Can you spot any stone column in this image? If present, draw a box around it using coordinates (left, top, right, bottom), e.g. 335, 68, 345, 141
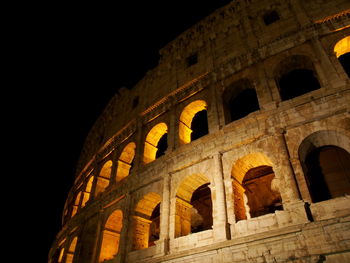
211, 153, 230, 241
274, 129, 300, 204
159, 175, 171, 254
310, 38, 345, 89
174, 197, 192, 238
132, 216, 152, 250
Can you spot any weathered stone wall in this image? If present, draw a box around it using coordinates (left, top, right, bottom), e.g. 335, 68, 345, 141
49, 0, 350, 262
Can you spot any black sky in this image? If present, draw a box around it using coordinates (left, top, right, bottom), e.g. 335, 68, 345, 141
30, 1, 232, 262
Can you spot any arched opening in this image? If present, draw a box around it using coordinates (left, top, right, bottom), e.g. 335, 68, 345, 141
116, 142, 136, 182
95, 160, 113, 196
99, 210, 123, 262
223, 79, 259, 124
175, 174, 212, 238
65, 237, 77, 263
81, 176, 94, 207
334, 36, 350, 77
132, 193, 161, 250
143, 123, 168, 164
231, 153, 282, 221
303, 146, 350, 203
71, 191, 81, 218
279, 69, 321, 101
275, 55, 321, 101
179, 100, 208, 144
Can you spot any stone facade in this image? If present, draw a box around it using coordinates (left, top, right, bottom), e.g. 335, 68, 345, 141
48, 0, 350, 262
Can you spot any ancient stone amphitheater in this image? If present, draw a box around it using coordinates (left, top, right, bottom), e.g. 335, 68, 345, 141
49, 0, 350, 262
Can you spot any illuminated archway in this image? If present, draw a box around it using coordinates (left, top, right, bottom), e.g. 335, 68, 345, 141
231, 153, 282, 221
179, 100, 208, 145
65, 237, 77, 263
116, 142, 136, 182
334, 36, 350, 77
81, 176, 94, 207
132, 192, 161, 250
143, 123, 168, 164
71, 191, 81, 218
299, 130, 350, 203
99, 210, 123, 262
175, 174, 212, 238
95, 160, 113, 196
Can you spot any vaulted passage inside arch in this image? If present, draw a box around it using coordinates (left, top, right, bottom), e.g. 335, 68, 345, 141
303, 145, 350, 203
334, 36, 350, 78
278, 69, 321, 101
232, 153, 282, 221
143, 123, 168, 164
190, 110, 208, 141
175, 174, 212, 238
116, 142, 136, 182
223, 79, 259, 124
132, 193, 161, 250
99, 210, 123, 262
95, 160, 113, 196
179, 100, 208, 144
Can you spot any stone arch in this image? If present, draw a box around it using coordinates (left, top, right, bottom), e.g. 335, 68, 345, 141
81, 176, 94, 207
143, 123, 168, 164
65, 236, 78, 263
175, 173, 212, 237
116, 142, 136, 182
99, 210, 123, 262
274, 55, 321, 101
132, 192, 161, 250
298, 130, 350, 203
179, 100, 208, 145
222, 78, 260, 124
95, 160, 113, 196
71, 191, 81, 218
231, 152, 282, 221
334, 35, 350, 77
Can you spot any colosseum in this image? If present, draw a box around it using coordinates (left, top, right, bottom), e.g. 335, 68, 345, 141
48, 0, 350, 262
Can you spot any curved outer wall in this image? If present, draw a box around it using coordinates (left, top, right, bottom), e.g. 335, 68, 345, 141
49, 0, 350, 262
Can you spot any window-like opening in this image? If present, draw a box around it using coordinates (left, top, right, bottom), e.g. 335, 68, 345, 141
179, 100, 208, 144
143, 123, 168, 164
156, 133, 168, 158
95, 160, 113, 196
175, 174, 212, 238
132, 96, 139, 109
278, 69, 321, 101
99, 210, 123, 262
190, 110, 208, 141
190, 183, 212, 233
263, 10, 280, 25
243, 166, 282, 218
133, 193, 161, 250
304, 146, 350, 203
186, 53, 198, 67
339, 53, 350, 77
334, 36, 350, 77
232, 153, 282, 221
230, 89, 259, 122
116, 142, 136, 182
148, 204, 160, 247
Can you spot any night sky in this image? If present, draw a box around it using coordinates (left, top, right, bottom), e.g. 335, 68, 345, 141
31, 1, 232, 262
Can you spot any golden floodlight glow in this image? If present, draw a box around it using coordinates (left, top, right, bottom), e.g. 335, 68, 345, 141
65, 237, 78, 263
133, 193, 161, 250
179, 100, 207, 145
334, 36, 350, 58
143, 123, 168, 164
116, 142, 136, 182
99, 210, 123, 262
81, 176, 94, 208
95, 160, 113, 196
